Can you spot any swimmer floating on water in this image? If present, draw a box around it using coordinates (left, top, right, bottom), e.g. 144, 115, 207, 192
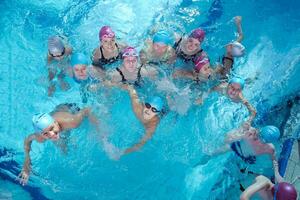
47, 36, 73, 96
121, 85, 164, 155
18, 103, 99, 186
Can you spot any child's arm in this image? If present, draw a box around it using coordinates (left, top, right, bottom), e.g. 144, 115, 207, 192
126, 86, 144, 120
124, 121, 158, 154
19, 134, 39, 186
268, 144, 284, 183
139, 39, 152, 64
224, 122, 251, 144
240, 175, 271, 200
240, 95, 257, 124
76, 108, 100, 129
195, 83, 223, 105
167, 48, 177, 64
173, 69, 194, 79
234, 16, 243, 43
141, 65, 158, 79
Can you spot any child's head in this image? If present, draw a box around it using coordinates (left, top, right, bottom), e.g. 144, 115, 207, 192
32, 113, 60, 141
71, 53, 89, 81
227, 77, 245, 99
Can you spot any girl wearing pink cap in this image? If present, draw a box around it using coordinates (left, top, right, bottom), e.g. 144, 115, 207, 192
106, 47, 157, 87
91, 26, 126, 70
173, 54, 213, 83
173, 28, 208, 63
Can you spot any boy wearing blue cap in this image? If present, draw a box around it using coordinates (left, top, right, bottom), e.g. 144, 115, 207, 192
121, 85, 164, 155
18, 104, 99, 186
139, 30, 176, 65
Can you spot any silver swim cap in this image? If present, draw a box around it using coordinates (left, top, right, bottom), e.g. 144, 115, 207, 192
48, 36, 65, 55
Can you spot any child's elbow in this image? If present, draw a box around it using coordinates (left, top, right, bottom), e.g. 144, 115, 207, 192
240, 193, 249, 200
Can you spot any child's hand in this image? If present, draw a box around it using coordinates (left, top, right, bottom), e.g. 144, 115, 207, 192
234, 16, 242, 25
18, 169, 30, 186
194, 98, 203, 105
242, 122, 251, 131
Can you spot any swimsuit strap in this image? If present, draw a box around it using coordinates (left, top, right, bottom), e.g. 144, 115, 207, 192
174, 37, 183, 50
193, 73, 201, 84
137, 64, 143, 82
99, 44, 121, 65
134, 64, 144, 87
100, 46, 104, 59
116, 67, 127, 83
222, 56, 234, 65
236, 142, 256, 164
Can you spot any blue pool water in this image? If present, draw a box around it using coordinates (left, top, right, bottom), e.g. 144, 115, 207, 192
1, 0, 300, 199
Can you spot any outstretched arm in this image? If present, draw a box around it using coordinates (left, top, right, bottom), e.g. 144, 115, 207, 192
240, 175, 271, 200
195, 83, 223, 105
224, 123, 249, 143
124, 122, 158, 154
234, 16, 243, 43
126, 85, 144, 120
19, 134, 39, 186
240, 95, 257, 124
173, 69, 194, 79
268, 145, 284, 183
76, 108, 100, 131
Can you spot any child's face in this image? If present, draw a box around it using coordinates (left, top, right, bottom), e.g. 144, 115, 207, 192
41, 121, 61, 141
227, 83, 242, 100
73, 65, 88, 80
185, 37, 200, 52
123, 57, 138, 73
153, 43, 168, 55
101, 37, 116, 52
198, 63, 212, 79
245, 128, 258, 140
142, 103, 159, 121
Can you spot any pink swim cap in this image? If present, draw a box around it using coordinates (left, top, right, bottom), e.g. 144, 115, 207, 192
194, 55, 209, 72
122, 46, 138, 58
99, 26, 115, 41
272, 182, 298, 200
189, 28, 205, 42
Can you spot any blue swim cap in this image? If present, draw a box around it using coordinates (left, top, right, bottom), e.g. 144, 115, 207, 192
229, 77, 245, 89
32, 113, 55, 133
153, 30, 174, 46
71, 53, 89, 67
148, 96, 164, 112
259, 125, 280, 143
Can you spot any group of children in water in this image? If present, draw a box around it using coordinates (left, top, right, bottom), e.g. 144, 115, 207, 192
18, 16, 298, 199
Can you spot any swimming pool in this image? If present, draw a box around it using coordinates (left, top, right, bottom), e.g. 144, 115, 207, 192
1, 0, 300, 199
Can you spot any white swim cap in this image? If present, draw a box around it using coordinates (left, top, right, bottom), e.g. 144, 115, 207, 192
32, 113, 54, 133
230, 41, 245, 57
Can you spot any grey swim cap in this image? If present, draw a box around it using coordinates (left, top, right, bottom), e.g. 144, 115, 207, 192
48, 36, 65, 55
